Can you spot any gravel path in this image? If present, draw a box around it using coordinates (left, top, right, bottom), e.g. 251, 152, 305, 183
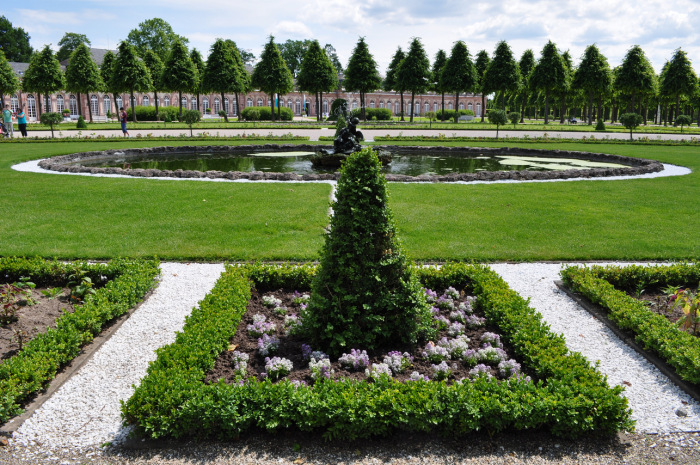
2, 261, 700, 464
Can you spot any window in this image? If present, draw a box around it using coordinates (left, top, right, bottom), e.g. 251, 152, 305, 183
395, 102, 399, 114
467, 102, 473, 111
434, 102, 439, 112
295, 100, 301, 114
247, 98, 253, 107
191, 97, 198, 110
56, 95, 65, 113
182, 96, 187, 109
164, 96, 170, 107
27, 95, 37, 118
116, 96, 123, 110
103, 96, 111, 115
10, 95, 19, 113
448, 102, 453, 110
459, 102, 464, 110
44, 95, 52, 112
224, 98, 229, 114
91, 95, 99, 116
476, 102, 481, 117
202, 97, 209, 112
352, 100, 358, 110
379, 101, 384, 109
323, 100, 328, 114
288, 99, 293, 109
143, 95, 150, 106
257, 98, 263, 107
214, 97, 221, 113
425, 102, 429, 113
69, 95, 78, 116
369, 100, 375, 108
407, 103, 412, 115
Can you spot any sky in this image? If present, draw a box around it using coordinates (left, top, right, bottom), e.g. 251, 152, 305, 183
5, 0, 700, 74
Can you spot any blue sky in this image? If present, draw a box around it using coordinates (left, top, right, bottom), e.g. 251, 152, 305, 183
5, 0, 700, 73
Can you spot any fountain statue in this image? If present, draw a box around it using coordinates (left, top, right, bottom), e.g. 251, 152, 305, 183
311, 112, 391, 168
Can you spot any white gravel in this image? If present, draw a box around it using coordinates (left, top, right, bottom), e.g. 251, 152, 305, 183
7, 261, 699, 454
10, 262, 224, 450
490, 263, 700, 433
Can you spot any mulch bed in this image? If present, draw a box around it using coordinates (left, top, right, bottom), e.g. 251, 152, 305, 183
0, 287, 76, 362
206, 287, 534, 385
635, 287, 699, 337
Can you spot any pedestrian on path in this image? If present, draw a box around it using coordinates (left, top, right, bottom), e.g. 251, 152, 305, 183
16, 106, 27, 137
2, 104, 13, 138
120, 107, 129, 137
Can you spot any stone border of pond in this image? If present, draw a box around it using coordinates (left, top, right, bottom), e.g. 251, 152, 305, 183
37, 144, 664, 183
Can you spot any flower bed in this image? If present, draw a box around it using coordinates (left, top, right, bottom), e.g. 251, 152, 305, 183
122, 263, 633, 440
560, 263, 700, 385
0, 257, 160, 424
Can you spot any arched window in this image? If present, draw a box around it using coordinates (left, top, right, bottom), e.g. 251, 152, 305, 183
116, 96, 123, 111
448, 102, 453, 110
247, 98, 253, 107
214, 97, 221, 113
91, 95, 99, 115
224, 97, 229, 114
69, 95, 78, 116
56, 95, 65, 113
287, 99, 293, 109
181, 96, 187, 109
369, 100, 375, 108
295, 100, 301, 114
257, 98, 263, 107
27, 95, 37, 118
202, 97, 209, 112
476, 102, 481, 117
44, 95, 52, 112
10, 95, 19, 113
379, 101, 384, 108
434, 102, 439, 112
352, 100, 358, 110
164, 96, 170, 107
143, 95, 150, 106
103, 96, 111, 115
467, 102, 473, 111
394, 101, 399, 114
459, 102, 464, 110
323, 100, 328, 114
191, 97, 198, 110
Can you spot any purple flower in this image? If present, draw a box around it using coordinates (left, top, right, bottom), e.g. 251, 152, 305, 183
338, 349, 370, 371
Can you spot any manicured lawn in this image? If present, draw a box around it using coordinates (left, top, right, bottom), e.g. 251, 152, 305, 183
0, 139, 698, 261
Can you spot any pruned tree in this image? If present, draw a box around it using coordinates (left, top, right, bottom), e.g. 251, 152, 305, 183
126, 17, 188, 62
161, 40, 197, 118
383, 47, 406, 120
40, 112, 63, 138
189, 48, 205, 114
202, 39, 240, 122
251, 36, 294, 121
0, 16, 33, 62
57, 33, 91, 62
140, 49, 164, 119
100, 51, 119, 117
343, 37, 382, 121
615, 45, 655, 113
660, 48, 698, 124
440, 40, 476, 123
517, 49, 535, 122
109, 41, 152, 122
431, 49, 448, 121
65, 43, 103, 122
488, 109, 508, 137
22, 45, 65, 117
483, 41, 520, 111
572, 44, 612, 124
397, 37, 431, 123
529, 41, 566, 124
0, 50, 21, 105
297, 40, 338, 121
223, 41, 251, 121
474, 50, 490, 122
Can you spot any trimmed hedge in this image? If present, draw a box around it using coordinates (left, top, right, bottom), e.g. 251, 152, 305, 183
0, 258, 160, 424
127, 106, 180, 122
241, 106, 294, 121
122, 263, 633, 440
561, 263, 700, 384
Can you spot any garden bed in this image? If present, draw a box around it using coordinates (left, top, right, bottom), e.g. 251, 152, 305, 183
560, 263, 700, 401
123, 263, 633, 441
0, 257, 160, 425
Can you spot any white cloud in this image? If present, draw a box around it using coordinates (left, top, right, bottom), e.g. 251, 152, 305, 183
270, 21, 314, 39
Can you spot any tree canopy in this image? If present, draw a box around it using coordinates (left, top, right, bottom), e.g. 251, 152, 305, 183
383, 47, 406, 119
65, 43, 103, 121
140, 49, 164, 114
440, 40, 476, 122
572, 44, 611, 124
615, 45, 656, 112
483, 41, 520, 110
297, 40, 338, 121
278, 39, 313, 78
109, 41, 152, 121
398, 37, 431, 122
22, 45, 65, 115
324, 44, 343, 74
126, 18, 188, 62
251, 36, 294, 120
474, 50, 490, 121
0, 51, 21, 98
530, 41, 566, 124
0, 16, 32, 62
343, 37, 382, 121
660, 48, 698, 122
57, 33, 91, 62
161, 40, 198, 116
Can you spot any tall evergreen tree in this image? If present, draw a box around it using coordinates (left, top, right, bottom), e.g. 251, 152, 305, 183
0, 16, 33, 62
57, 33, 91, 62
343, 37, 382, 121
483, 41, 520, 111
223, 41, 251, 121
572, 44, 612, 124
431, 49, 448, 121
517, 49, 535, 122
397, 38, 431, 123
557, 51, 573, 123
529, 41, 566, 124
109, 41, 152, 122
202, 39, 240, 122
189, 48, 205, 114
383, 47, 406, 120
22, 45, 65, 117
297, 40, 338, 121
440, 41, 476, 122
140, 49, 164, 118
615, 45, 655, 113
660, 48, 697, 124
65, 43, 103, 122
100, 50, 119, 116
0, 51, 21, 105
161, 40, 197, 117
474, 50, 490, 121
251, 36, 294, 121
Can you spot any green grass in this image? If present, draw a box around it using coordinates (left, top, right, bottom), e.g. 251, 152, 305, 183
0, 139, 698, 261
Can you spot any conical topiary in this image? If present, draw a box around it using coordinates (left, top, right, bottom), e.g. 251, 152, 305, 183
301, 147, 433, 357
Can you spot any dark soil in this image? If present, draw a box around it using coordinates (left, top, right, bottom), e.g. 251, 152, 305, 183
0, 287, 76, 362
206, 287, 534, 385
635, 287, 699, 337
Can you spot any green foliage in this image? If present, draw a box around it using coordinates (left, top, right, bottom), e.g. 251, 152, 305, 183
343, 37, 382, 120
0, 258, 159, 424
660, 49, 697, 118
140, 49, 164, 94
595, 119, 607, 131
278, 39, 313, 78
240, 106, 293, 121
302, 147, 432, 356
22, 45, 66, 105
434, 109, 474, 121
126, 17, 188, 62
202, 39, 240, 97
181, 109, 201, 136
676, 114, 692, 132
328, 98, 347, 121
76, 116, 87, 129
39, 112, 64, 138
349, 107, 392, 121
508, 111, 520, 127
109, 41, 153, 118
0, 16, 33, 62
123, 263, 633, 440
619, 112, 643, 140
530, 41, 566, 124
488, 109, 508, 137
615, 45, 656, 111
0, 50, 21, 97
297, 40, 338, 96
398, 38, 431, 123
561, 264, 700, 384
64, 43, 103, 121
482, 41, 520, 108
127, 105, 179, 122
440, 41, 476, 121
57, 32, 91, 62
161, 40, 197, 115
384, 47, 405, 94
252, 36, 294, 120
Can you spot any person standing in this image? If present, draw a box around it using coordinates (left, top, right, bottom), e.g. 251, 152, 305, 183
120, 106, 129, 137
16, 105, 27, 137
2, 104, 13, 138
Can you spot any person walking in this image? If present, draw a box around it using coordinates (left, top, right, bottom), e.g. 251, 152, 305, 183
120, 106, 129, 137
16, 106, 27, 137
2, 104, 13, 138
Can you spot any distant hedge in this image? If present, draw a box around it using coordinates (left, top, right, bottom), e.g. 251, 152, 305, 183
349, 107, 393, 121
127, 106, 180, 122
241, 106, 293, 121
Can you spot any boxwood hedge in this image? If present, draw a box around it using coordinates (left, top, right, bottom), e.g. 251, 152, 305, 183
560, 263, 700, 384
122, 263, 633, 440
0, 257, 160, 424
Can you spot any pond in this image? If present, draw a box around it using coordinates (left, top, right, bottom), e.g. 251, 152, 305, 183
74, 150, 628, 176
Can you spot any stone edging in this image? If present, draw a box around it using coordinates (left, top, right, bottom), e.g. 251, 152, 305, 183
38, 144, 664, 183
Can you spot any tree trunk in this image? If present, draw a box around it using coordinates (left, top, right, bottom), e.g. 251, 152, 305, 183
597, 97, 603, 124
481, 93, 486, 122
454, 92, 460, 123
154, 92, 160, 120
270, 93, 275, 121
236, 92, 242, 121
544, 90, 549, 124
130, 89, 137, 122
520, 92, 526, 123
631, 90, 636, 113
77, 93, 83, 117
87, 94, 93, 123
220, 92, 228, 122
501, 92, 506, 111
440, 92, 445, 121
409, 91, 416, 123
675, 94, 681, 125
360, 91, 366, 121
37, 93, 43, 118
278, 95, 281, 120
588, 91, 594, 124
399, 91, 404, 121
559, 95, 566, 124
196, 93, 200, 114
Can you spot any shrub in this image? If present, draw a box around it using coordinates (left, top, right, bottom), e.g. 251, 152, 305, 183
435, 109, 475, 121
595, 119, 606, 131
181, 109, 201, 136
40, 112, 64, 138
126, 105, 179, 122
488, 110, 508, 137
508, 112, 520, 127
619, 113, 642, 140
327, 98, 347, 121
676, 114, 692, 133
301, 147, 433, 356
76, 116, 87, 129
240, 106, 293, 121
